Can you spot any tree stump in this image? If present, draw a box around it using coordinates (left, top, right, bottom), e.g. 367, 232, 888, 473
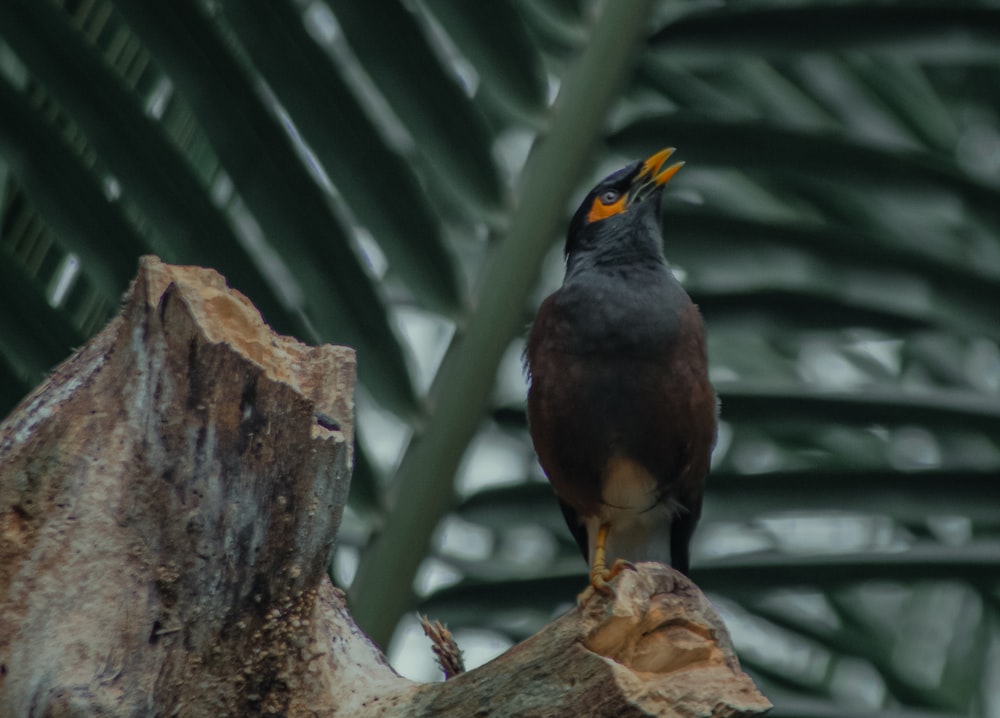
0, 257, 771, 717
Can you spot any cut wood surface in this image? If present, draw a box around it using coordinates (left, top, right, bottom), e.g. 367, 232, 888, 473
0, 257, 770, 717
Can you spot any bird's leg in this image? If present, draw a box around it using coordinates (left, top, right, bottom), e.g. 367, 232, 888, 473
577, 523, 632, 605
590, 523, 613, 590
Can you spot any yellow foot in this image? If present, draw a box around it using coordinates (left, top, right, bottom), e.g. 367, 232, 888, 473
577, 559, 635, 606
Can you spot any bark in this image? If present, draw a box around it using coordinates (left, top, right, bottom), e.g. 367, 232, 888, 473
0, 257, 770, 717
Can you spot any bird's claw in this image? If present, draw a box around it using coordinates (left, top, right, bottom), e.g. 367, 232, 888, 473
577, 559, 635, 606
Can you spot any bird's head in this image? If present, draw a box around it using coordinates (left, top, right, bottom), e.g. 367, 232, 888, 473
564, 148, 684, 266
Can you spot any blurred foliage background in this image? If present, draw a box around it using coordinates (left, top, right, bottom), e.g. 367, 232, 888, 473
2, 0, 1000, 715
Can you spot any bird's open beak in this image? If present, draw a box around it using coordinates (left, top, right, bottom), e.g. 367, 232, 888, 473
629, 147, 684, 204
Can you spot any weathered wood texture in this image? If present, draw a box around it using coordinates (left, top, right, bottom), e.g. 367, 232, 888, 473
407, 564, 772, 718
0, 257, 770, 717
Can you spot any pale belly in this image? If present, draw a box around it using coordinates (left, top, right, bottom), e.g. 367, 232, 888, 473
582, 455, 678, 566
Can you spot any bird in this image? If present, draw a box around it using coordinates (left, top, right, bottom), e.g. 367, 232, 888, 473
525, 148, 717, 599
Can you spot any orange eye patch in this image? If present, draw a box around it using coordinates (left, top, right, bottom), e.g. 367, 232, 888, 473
587, 191, 627, 224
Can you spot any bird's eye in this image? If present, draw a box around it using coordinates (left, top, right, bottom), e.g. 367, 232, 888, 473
600, 189, 621, 204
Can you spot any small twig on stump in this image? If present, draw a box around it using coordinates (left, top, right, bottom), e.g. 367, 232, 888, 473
419, 615, 466, 679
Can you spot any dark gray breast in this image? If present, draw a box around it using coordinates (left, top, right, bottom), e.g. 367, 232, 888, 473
549, 264, 691, 359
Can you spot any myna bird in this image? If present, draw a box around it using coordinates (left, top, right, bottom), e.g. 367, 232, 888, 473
525, 148, 717, 598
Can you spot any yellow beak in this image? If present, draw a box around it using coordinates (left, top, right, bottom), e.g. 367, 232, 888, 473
638, 147, 685, 187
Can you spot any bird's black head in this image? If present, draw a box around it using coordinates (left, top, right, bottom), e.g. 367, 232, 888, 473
564, 148, 684, 269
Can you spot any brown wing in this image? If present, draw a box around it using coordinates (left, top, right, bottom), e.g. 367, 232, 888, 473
526, 294, 608, 519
